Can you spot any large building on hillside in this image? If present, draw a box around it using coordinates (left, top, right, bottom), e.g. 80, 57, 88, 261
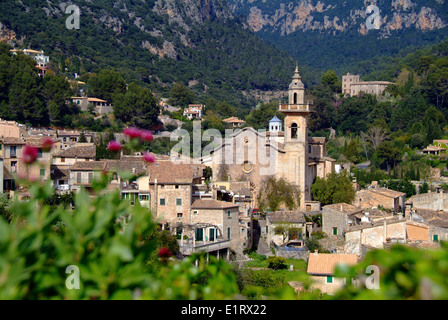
199, 67, 335, 210
342, 73, 393, 97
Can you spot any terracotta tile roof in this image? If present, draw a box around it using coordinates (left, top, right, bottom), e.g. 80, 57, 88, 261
191, 199, 239, 210
308, 137, 326, 144
105, 159, 147, 175
307, 253, 358, 276
55, 145, 96, 159
1, 137, 26, 145
324, 203, 363, 215
413, 209, 448, 228
71, 161, 107, 171
147, 161, 204, 184
51, 165, 70, 179
372, 188, 406, 198
267, 211, 306, 224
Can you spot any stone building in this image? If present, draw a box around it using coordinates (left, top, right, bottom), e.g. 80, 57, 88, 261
354, 186, 406, 213
342, 73, 360, 95
405, 191, 448, 213
307, 252, 358, 295
200, 67, 335, 209
342, 73, 393, 97
344, 219, 436, 256
322, 203, 364, 237
266, 211, 313, 247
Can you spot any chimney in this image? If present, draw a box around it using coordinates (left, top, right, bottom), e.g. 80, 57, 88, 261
314, 250, 318, 255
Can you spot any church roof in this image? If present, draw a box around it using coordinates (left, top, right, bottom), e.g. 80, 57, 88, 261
270, 116, 282, 123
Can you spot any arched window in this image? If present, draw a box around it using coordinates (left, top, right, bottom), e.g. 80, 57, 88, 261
293, 92, 298, 105
291, 123, 298, 140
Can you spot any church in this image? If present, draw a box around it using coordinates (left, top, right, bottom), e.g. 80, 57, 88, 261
201, 66, 335, 210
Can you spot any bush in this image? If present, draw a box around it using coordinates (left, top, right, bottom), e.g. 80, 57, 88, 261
0, 179, 240, 300
267, 256, 287, 270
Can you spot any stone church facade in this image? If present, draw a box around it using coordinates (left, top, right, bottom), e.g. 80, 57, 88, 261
200, 67, 335, 209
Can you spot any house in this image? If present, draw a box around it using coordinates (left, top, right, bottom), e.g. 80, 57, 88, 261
0, 136, 58, 182
354, 183, 406, 213
177, 199, 240, 255
322, 203, 364, 237
146, 161, 204, 226
307, 252, 358, 294
405, 191, 448, 213
52, 143, 96, 165
72, 97, 114, 115
10, 49, 50, 77
422, 145, 444, 156
0, 118, 26, 139
344, 219, 437, 256
266, 211, 313, 247
69, 161, 107, 194
409, 208, 448, 243
57, 131, 94, 149
183, 104, 204, 120
223, 117, 246, 128
105, 158, 149, 206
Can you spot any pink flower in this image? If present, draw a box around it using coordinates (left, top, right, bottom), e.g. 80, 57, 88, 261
140, 130, 153, 143
143, 152, 156, 164
158, 247, 172, 259
41, 137, 54, 152
107, 141, 122, 152
123, 127, 142, 140
22, 146, 39, 164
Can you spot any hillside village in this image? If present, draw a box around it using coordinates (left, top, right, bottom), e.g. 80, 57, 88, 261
2, 54, 448, 296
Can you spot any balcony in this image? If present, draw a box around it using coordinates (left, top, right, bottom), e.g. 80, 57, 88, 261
279, 103, 314, 113
56, 184, 70, 191
179, 239, 231, 256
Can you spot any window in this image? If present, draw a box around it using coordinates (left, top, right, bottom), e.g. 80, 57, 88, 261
209, 229, 215, 242
61, 157, 66, 163
139, 194, 149, 201
160, 198, 166, 206
40, 169, 45, 176
88, 172, 93, 183
176, 198, 182, 206
227, 227, 231, 240
291, 123, 298, 139
434, 235, 439, 242
10, 146, 16, 157
227, 210, 231, 218
333, 228, 338, 236
177, 212, 183, 218
76, 172, 82, 184
175, 185, 179, 189
193, 210, 199, 215
38, 149, 43, 158
326, 276, 334, 284
196, 228, 204, 241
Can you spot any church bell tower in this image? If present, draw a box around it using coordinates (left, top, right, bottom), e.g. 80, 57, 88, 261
279, 66, 314, 207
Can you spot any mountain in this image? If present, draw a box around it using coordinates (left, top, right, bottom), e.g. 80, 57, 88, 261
228, 0, 448, 75
0, 0, 308, 110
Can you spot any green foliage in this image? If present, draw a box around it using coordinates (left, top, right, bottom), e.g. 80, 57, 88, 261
311, 171, 356, 206
168, 83, 196, 107
0, 180, 239, 300
267, 257, 287, 270
332, 243, 448, 300
257, 177, 301, 212
113, 83, 160, 129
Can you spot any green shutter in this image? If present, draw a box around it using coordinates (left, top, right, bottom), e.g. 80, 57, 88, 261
327, 276, 333, 284
434, 235, 439, 242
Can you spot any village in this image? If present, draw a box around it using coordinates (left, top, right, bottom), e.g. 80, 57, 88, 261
1, 51, 448, 296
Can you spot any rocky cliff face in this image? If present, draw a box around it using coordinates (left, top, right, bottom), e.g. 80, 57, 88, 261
229, 0, 447, 38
